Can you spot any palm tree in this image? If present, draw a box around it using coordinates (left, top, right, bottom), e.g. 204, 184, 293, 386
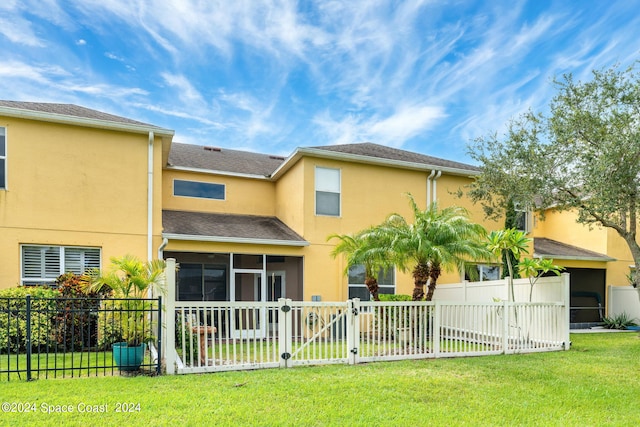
486, 229, 530, 301
328, 228, 392, 301
376, 194, 491, 301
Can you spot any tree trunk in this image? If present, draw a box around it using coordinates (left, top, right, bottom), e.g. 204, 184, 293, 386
622, 233, 640, 288
412, 263, 430, 301
364, 276, 380, 301
425, 263, 441, 302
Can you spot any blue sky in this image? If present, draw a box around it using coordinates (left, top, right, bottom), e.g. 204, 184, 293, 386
1, 1, 639, 164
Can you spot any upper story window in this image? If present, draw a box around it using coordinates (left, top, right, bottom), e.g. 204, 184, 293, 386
0, 126, 6, 189
515, 209, 531, 233
174, 179, 225, 200
315, 167, 340, 216
21, 245, 101, 285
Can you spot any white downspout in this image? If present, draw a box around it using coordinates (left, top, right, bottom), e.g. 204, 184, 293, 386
432, 170, 442, 204
426, 170, 436, 206
147, 131, 154, 262
157, 237, 168, 261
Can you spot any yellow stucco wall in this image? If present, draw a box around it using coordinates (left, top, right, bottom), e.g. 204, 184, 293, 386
162, 169, 276, 216
0, 117, 164, 288
532, 207, 636, 289
274, 160, 305, 236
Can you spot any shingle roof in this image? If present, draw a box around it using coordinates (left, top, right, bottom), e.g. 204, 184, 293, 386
309, 142, 479, 172
0, 100, 160, 128
163, 210, 307, 245
533, 238, 615, 261
168, 142, 285, 176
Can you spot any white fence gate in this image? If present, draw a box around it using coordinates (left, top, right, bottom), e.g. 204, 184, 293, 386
162, 260, 570, 375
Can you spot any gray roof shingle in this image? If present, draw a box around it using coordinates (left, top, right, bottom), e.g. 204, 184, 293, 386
0, 100, 163, 129
163, 210, 307, 244
168, 142, 285, 176
309, 142, 479, 172
533, 238, 614, 261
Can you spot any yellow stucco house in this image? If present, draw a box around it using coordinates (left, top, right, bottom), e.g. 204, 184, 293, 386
0, 100, 499, 302
0, 101, 634, 324
530, 208, 635, 324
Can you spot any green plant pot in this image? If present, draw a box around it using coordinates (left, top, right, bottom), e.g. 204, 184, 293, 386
112, 342, 147, 371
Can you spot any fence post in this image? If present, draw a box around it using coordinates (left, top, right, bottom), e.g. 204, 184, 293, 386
347, 298, 360, 365
278, 298, 292, 368
562, 273, 571, 350
25, 295, 32, 381
156, 296, 163, 375
164, 258, 177, 374
502, 301, 509, 354
433, 301, 441, 357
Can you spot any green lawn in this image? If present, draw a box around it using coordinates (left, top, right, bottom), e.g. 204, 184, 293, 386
1, 332, 638, 426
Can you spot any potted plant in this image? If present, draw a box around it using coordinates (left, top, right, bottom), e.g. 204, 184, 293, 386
90, 255, 166, 371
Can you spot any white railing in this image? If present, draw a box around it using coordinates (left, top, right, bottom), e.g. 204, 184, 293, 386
162, 260, 569, 375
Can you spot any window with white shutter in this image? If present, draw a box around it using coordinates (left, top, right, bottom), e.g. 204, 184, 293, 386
21, 245, 101, 285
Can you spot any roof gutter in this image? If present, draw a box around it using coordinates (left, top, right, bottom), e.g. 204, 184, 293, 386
0, 106, 174, 137
534, 253, 616, 262
165, 165, 270, 180
162, 233, 309, 247
270, 147, 479, 180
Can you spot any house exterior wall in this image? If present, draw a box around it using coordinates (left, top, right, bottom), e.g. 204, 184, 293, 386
162, 169, 277, 216
0, 116, 164, 288
532, 208, 636, 289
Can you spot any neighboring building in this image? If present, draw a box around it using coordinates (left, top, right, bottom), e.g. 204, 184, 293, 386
531, 208, 633, 324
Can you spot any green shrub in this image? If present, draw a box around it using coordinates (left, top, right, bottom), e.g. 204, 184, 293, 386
53, 273, 108, 350
602, 312, 638, 330
0, 286, 59, 353
379, 294, 412, 302
374, 295, 413, 339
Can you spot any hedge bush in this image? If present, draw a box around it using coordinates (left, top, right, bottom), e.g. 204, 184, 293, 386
0, 286, 59, 353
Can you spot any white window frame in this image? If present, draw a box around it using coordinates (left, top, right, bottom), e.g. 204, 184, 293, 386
0, 126, 6, 190
348, 265, 395, 307
20, 245, 101, 285
315, 166, 341, 216
514, 203, 531, 233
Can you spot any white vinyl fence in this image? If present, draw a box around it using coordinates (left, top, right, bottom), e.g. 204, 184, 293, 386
608, 286, 640, 321
162, 261, 570, 375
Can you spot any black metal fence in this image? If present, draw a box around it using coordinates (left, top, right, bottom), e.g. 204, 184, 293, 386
1, 296, 162, 381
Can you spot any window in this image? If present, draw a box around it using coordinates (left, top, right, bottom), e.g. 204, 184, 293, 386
315, 167, 340, 216
0, 126, 6, 189
177, 263, 228, 301
174, 179, 225, 200
465, 264, 501, 282
514, 204, 531, 233
348, 265, 395, 303
21, 245, 101, 285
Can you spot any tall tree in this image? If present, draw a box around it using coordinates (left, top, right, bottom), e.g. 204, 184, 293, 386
329, 229, 392, 301
469, 64, 640, 288
502, 199, 521, 279
374, 194, 491, 301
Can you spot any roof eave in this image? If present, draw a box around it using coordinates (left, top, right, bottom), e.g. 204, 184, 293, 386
534, 253, 616, 262
162, 233, 309, 247
270, 147, 479, 179
165, 165, 270, 180
0, 105, 174, 137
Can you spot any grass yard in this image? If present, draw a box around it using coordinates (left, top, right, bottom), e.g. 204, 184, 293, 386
1, 332, 638, 426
